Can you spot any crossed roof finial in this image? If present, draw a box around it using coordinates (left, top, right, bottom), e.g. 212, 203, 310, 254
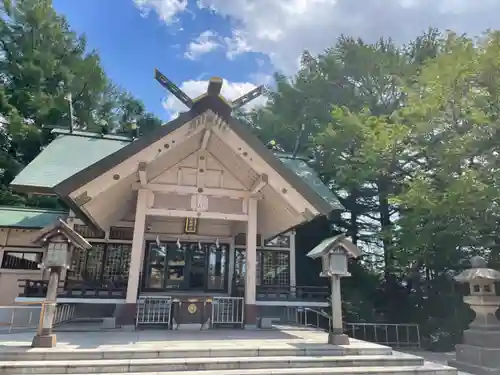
154, 69, 264, 111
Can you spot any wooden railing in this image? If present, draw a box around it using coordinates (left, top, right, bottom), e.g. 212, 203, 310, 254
256, 285, 329, 302
19, 279, 126, 299
19, 280, 327, 303
233, 284, 329, 302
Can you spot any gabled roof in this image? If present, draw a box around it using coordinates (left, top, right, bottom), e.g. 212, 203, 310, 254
11, 90, 343, 233
11, 135, 342, 214
11, 99, 343, 216
53, 95, 341, 215
32, 218, 92, 250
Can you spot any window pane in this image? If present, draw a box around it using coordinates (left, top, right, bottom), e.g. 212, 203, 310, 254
103, 243, 131, 283
166, 246, 185, 289
145, 244, 167, 289
263, 235, 290, 248
2, 251, 41, 270
234, 248, 246, 285
207, 244, 227, 290
257, 250, 290, 286
84, 244, 105, 281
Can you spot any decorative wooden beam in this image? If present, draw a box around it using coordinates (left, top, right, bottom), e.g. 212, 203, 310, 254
132, 183, 262, 200
154, 69, 193, 108
138, 162, 147, 185
207, 77, 223, 96
250, 174, 268, 194
200, 129, 211, 150
73, 191, 91, 206
147, 208, 248, 222
231, 85, 264, 110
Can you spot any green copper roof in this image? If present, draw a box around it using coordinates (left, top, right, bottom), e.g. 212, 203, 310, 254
11, 129, 342, 211
11, 130, 131, 192
0, 206, 68, 228
277, 154, 343, 211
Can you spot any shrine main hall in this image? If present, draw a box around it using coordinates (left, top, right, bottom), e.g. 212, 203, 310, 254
0, 76, 343, 327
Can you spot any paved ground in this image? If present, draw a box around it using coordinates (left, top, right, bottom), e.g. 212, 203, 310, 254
404, 351, 472, 375
0, 326, 387, 351
0, 326, 471, 374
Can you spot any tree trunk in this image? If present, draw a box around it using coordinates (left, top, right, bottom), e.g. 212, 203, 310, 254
378, 177, 392, 279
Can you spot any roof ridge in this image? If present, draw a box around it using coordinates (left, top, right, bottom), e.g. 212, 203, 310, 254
52, 128, 134, 142
0, 206, 68, 214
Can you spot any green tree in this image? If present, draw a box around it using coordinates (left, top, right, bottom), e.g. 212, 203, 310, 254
0, 0, 162, 206
249, 32, 441, 274
395, 31, 500, 271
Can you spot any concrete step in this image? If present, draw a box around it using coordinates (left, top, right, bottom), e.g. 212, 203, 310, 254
11, 364, 457, 375
0, 354, 427, 374
0, 346, 393, 361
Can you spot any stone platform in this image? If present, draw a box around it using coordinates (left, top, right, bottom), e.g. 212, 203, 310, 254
0, 326, 458, 374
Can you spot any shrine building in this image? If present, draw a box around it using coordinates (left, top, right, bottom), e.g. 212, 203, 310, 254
0, 75, 344, 327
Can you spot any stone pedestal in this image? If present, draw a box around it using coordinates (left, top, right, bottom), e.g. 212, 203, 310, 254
449, 297, 500, 374
31, 334, 56, 348
449, 258, 500, 374
328, 333, 350, 345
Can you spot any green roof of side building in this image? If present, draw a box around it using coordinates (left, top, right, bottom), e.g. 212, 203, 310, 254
0, 206, 68, 228
11, 129, 130, 194
11, 129, 342, 211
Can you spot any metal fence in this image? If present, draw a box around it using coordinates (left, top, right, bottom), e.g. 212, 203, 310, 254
284, 306, 421, 349
344, 322, 421, 349
53, 303, 75, 326
136, 296, 173, 328
0, 302, 75, 333
290, 306, 332, 330
211, 296, 244, 328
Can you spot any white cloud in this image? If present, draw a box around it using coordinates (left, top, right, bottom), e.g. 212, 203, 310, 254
224, 30, 252, 60
196, 0, 500, 73
184, 30, 220, 60
133, 0, 188, 24
163, 79, 267, 117
134, 0, 500, 74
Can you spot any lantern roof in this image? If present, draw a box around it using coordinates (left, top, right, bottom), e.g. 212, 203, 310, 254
455, 256, 500, 283
307, 234, 362, 259
31, 218, 92, 250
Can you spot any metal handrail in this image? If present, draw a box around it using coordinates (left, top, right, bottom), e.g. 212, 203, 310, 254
285, 306, 421, 348
0, 305, 39, 333
0, 301, 75, 334
289, 306, 331, 330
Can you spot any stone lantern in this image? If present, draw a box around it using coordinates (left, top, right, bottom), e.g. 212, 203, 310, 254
307, 234, 361, 345
448, 255, 500, 374
30, 218, 91, 348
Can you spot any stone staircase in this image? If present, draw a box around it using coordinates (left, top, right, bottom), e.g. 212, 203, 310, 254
0, 343, 457, 374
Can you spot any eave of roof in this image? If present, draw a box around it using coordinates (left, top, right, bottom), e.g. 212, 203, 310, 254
10, 129, 131, 193
0, 206, 68, 229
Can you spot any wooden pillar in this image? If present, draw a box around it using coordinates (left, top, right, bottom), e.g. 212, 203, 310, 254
121, 188, 147, 325
289, 230, 297, 292
245, 197, 258, 326
328, 275, 349, 345
31, 266, 61, 348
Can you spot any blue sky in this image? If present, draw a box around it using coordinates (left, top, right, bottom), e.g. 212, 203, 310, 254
51, 0, 500, 121
52, 0, 273, 120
